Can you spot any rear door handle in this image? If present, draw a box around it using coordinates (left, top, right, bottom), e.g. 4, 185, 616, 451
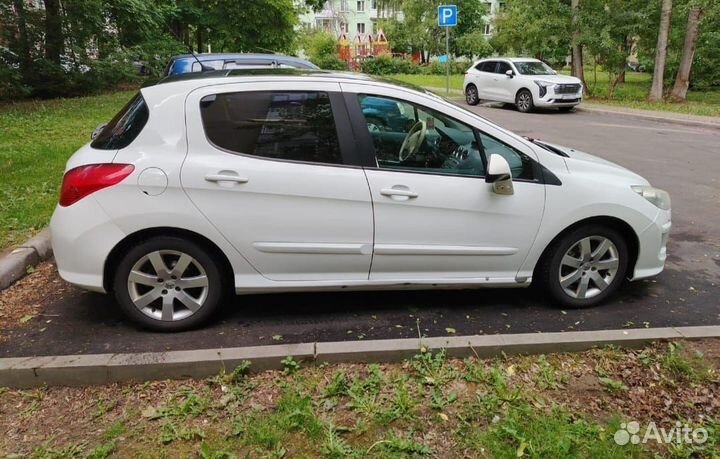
380, 187, 418, 198
204, 173, 249, 184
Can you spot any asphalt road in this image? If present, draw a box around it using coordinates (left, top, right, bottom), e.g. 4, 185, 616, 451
2, 105, 718, 357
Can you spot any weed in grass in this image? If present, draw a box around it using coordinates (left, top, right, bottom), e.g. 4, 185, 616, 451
158, 419, 205, 445
198, 440, 238, 459
662, 342, 715, 384
368, 433, 432, 457
281, 355, 300, 375
103, 420, 126, 441
347, 364, 384, 418
31, 442, 86, 459
85, 440, 116, 459
321, 425, 356, 458
534, 355, 567, 390
430, 386, 458, 410
411, 349, 456, 386
598, 377, 629, 393
376, 375, 418, 425
324, 370, 350, 398
92, 396, 118, 419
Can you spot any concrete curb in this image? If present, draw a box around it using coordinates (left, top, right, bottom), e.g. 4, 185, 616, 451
577, 105, 720, 131
2, 325, 719, 388
0, 229, 52, 291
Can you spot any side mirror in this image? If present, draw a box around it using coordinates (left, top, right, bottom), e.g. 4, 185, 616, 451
485, 154, 514, 195
505, 69, 514, 78
91, 122, 108, 140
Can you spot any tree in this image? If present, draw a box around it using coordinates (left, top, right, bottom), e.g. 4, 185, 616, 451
669, 4, 703, 101
42, 0, 63, 63
649, 0, 672, 101
570, 0, 588, 95
455, 31, 493, 59
491, 0, 572, 66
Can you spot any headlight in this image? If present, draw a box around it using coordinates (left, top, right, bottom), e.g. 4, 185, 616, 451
534, 80, 554, 97
631, 185, 671, 210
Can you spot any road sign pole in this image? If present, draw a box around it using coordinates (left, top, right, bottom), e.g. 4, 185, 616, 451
445, 26, 450, 95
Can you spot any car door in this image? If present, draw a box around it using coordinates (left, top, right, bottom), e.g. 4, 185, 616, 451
473, 61, 497, 100
341, 84, 546, 282
182, 81, 374, 281
493, 61, 516, 103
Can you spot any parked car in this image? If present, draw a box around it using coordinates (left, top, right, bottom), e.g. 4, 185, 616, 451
164, 53, 319, 76
464, 58, 583, 112
51, 70, 670, 331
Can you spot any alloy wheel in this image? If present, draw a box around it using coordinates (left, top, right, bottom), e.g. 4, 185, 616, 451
517, 92, 531, 111
558, 236, 619, 299
466, 86, 478, 104
127, 250, 209, 321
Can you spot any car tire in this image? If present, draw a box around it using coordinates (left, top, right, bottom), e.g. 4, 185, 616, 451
465, 84, 480, 105
113, 236, 224, 332
515, 89, 535, 113
537, 225, 629, 308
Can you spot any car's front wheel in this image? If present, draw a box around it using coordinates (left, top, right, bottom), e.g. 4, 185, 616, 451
515, 89, 535, 113
113, 236, 224, 331
538, 225, 629, 308
465, 84, 480, 105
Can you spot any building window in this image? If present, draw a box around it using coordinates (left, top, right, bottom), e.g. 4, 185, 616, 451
371, 0, 377, 9
357, 22, 365, 33
340, 0, 349, 12
357, 0, 365, 12
483, 24, 491, 35
340, 22, 347, 32
372, 20, 378, 34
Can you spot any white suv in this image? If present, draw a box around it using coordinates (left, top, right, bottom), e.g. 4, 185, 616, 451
464, 58, 583, 112
50, 70, 669, 331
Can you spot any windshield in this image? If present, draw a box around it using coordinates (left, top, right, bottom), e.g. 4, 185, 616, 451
514, 61, 556, 76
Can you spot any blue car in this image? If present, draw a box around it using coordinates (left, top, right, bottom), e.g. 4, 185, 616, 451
164, 53, 319, 76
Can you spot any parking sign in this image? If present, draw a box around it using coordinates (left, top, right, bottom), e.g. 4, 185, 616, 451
438, 5, 458, 27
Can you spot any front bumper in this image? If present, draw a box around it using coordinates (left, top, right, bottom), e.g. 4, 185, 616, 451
535, 85, 583, 107
50, 196, 126, 293
632, 208, 671, 280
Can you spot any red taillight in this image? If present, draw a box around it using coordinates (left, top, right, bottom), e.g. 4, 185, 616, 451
59, 164, 134, 207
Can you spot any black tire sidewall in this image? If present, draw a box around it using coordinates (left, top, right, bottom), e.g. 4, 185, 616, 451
113, 236, 224, 331
516, 89, 534, 113
465, 84, 479, 105
542, 226, 629, 308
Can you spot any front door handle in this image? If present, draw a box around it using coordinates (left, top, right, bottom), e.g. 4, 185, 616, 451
204, 173, 249, 184
380, 187, 419, 198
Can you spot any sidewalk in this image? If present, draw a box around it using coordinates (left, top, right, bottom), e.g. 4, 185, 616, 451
579, 102, 720, 130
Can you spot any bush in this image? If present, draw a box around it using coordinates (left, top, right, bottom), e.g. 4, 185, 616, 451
313, 54, 348, 71
423, 60, 469, 75
301, 31, 348, 70
360, 56, 419, 75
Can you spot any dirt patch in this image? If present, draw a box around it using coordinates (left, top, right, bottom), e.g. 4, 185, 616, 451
0, 261, 73, 339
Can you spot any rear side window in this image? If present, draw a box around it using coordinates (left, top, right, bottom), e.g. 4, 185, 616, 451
496, 62, 512, 74
476, 61, 497, 72
199, 91, 342, 165
91, 93, 149, 150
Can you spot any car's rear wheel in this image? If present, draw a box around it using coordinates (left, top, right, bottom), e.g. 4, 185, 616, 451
113, 236, 224, 331
515, 89, 534, 113
538, 225, 629, 308
465, 84, 480, 105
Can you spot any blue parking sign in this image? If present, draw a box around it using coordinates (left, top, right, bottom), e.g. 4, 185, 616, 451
438, 5, 458, 27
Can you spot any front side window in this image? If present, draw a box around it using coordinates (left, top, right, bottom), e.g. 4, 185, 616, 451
358, 95, 536, 180
514, 60, 556, 76
358, 95, 485, 177
91, 93, 149, 150
200, 91, 342, 165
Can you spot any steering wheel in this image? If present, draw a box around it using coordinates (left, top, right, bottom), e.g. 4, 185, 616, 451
398, 120, 427, 161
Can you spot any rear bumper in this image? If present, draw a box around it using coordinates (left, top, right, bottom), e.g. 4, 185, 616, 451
50, 197, 126, 293
631, 209, 671, 280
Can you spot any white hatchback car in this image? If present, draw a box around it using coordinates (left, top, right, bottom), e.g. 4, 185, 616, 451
464, 58, 584, 112
50, 70, 670, 331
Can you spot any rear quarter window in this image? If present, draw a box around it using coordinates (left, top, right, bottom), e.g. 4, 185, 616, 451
91, 93, 149, 150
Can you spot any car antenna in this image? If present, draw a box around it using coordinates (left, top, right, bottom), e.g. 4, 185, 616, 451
166, 25, 214, 72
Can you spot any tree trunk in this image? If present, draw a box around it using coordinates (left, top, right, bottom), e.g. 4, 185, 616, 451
670, 5, 702, 102
570, 0, 588, 95
649, 0, 672, 101
42, 0, 64, 64
11, 0, 32, 77
197, 28, 203, 53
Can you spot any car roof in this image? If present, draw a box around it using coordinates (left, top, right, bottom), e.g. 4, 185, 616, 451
142, 69, 441, 105
480, 57, 540, 63
170, 53, 315, 65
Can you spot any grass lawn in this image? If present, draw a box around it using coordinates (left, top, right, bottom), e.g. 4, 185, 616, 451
0, 90, 135, 250
1, 340, 717, 458
390, 71, 720, 117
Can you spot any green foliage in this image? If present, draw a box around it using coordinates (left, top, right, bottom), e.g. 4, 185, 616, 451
360, 56, 420, 75
491, 0, 572, 65
301, 31, 348, 70
455, 30, 494, 59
